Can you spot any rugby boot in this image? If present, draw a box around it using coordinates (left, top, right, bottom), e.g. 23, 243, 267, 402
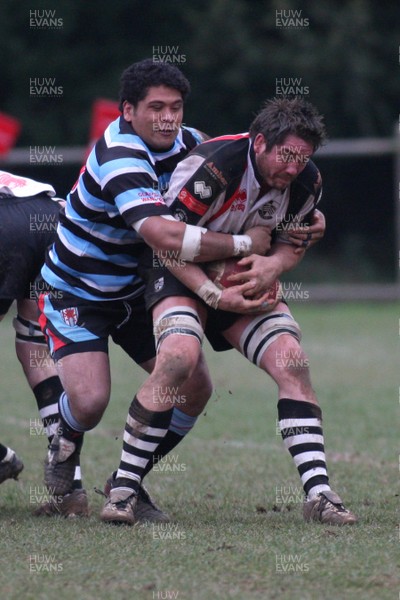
44, 432, 82, 496
303, 490, 358, 525
104, 472, 169, 523
33, 488, 89, 518
0, 451, 24, 484
100, 487, 137, 525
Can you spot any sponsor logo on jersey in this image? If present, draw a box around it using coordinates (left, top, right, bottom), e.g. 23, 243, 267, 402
258, 200, 277, 220
137, 191, 165, 204
60, 307, 79, 327
204, 162, 228, 187
230, 189, 246, 212
194, 180, 212, 199
178, 188, 206, 215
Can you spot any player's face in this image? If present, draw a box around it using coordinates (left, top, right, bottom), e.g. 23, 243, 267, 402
253, 134, 314, 190
123, 85, 184, 151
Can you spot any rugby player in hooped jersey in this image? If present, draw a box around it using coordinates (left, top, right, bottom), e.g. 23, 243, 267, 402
37, 58, 279, 516
102, 97, 358, 526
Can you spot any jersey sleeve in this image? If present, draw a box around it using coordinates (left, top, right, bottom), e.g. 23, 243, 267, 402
97, 151, 170, 227
164, 153, 228, 225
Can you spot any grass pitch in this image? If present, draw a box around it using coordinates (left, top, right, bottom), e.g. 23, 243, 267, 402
0, 302, 397, 600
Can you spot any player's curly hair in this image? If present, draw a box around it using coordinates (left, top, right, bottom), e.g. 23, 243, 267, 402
118, 58, 191, 111
249, 97, 327, 151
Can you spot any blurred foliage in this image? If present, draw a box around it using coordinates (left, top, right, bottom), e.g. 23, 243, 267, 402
0, 0, 397, 144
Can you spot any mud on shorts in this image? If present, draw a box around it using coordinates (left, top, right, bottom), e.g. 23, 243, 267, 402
37, 286, 156, 364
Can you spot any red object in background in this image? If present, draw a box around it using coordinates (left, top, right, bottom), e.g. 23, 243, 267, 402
0, 112, 21, 156
88, 99, 120, 148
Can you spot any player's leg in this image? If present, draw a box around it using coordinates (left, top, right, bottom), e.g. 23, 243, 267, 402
105, 299, 212, 523
111, 296, 212, 474
101, 296, 209, 524
142, 350, 212, 477
12, 297, 89, 515
38, 291, 114, 498
222, 303, 358, 525
103, 352, 212, 523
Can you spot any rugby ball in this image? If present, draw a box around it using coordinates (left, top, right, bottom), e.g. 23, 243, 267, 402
205, 257, 282, 309
204, 257, 249, 289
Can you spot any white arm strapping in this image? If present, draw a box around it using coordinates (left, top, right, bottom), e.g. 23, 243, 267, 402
232, 234, 252, 256
180, 224, 207, 261
195, 280, 222, 310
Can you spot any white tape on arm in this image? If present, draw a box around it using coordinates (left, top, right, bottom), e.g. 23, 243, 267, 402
195, 280, 222, 310
180, 224, 207, 261
232, 234, 252, 256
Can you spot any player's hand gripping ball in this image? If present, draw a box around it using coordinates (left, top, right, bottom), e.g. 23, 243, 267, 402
205, 257, 282, 311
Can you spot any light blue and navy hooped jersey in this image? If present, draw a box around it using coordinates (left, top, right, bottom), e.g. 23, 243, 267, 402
42, 116, 204, 301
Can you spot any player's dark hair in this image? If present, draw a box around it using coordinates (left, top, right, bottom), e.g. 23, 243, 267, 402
118, 59, 191, 111
249, 97, 326, 151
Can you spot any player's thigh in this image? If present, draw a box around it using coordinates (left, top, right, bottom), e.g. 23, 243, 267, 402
57, 351, 111, 409
17, 297, 40, 321
14, 298, 57, 386
221, 302, 302, 369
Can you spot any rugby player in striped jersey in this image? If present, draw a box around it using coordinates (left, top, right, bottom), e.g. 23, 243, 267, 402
102, 97, 357, 526
37, 59, 274, 520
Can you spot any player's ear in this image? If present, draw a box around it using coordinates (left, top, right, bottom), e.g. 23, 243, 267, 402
122, 101, 134, 121
253, 133, 267, 155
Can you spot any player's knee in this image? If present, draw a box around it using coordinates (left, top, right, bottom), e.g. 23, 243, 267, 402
64, 379, 109, 427
156, 340, 200, 386
273, 343, 310, 378
239, 310, 302, 368
153, 305, 203, 384
69, 391, 108, 429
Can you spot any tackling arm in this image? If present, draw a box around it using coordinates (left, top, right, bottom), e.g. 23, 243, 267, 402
136, 215, 270, 262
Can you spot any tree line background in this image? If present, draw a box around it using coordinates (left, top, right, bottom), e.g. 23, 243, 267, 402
0, 0, 397, 281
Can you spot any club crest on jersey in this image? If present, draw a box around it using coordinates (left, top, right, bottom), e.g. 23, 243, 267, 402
194, 180, 212, 199
154, 277, 164, 292
173, 208, 187, 222
258, 200, 278, 220
60, 307, 79, 327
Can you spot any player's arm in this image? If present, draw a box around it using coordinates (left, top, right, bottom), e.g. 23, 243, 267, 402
104, 152, 270, 262
136, 216, 270, 262
133, 151, 271, 261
